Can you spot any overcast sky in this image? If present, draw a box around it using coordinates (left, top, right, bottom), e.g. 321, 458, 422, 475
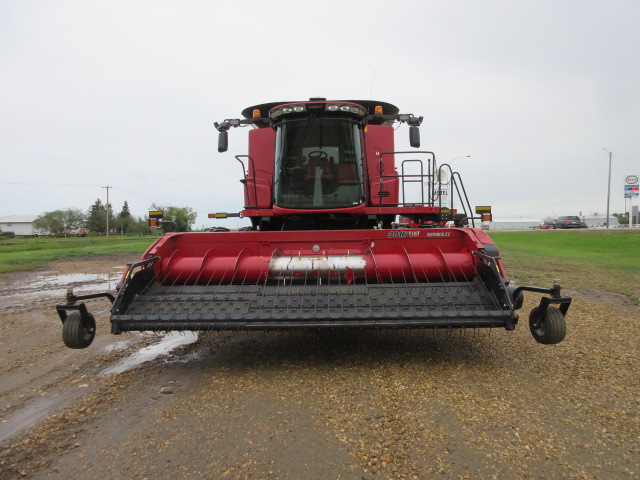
1, 0, 639, 227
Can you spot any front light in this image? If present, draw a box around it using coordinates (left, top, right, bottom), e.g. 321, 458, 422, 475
270, 108, 282, 119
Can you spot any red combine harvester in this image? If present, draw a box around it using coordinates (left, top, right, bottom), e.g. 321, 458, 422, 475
56, 98, 571, 348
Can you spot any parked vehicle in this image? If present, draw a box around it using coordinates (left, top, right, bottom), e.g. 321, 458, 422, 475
540, 219, 555, 229
553, 216, 587, 229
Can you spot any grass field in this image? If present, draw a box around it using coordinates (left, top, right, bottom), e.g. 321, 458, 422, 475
0, 235, 158, 273
490, 229, 640, 272
490, 229, 640, 303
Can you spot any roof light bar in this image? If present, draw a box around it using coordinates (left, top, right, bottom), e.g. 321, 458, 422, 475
269, 102, 367, 121
269, 103, 307, 120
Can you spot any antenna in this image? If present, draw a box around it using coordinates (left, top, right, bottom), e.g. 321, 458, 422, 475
368, 70, 377, 100
367, 69, 377, 112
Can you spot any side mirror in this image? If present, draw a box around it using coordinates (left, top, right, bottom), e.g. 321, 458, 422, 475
409, 126, 420, 148
218, 131, 228, 153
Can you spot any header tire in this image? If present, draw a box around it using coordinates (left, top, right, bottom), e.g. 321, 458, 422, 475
529, 306, 566, 344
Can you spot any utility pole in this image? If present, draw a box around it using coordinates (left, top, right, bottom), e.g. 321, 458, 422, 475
102, 186, 111, 237
603, 149, 612, 228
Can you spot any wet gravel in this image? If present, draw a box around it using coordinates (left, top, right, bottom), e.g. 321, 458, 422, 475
0, 255, 638, 479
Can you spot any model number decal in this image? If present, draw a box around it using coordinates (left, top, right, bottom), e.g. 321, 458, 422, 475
387, 231, 421, 238
426, 232, 451, 237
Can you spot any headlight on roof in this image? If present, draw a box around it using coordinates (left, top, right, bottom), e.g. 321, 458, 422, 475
270, 108, 282, 119
269, 103, 306, 120
326, 103, 366, 117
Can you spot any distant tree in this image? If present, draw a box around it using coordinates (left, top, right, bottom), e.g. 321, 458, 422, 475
613, 212, 629, 225
149, 204, 197, 233
33, 209, 86, 236
85, 199, 114, 234
85, 199, 105, 234
128, 216, 153, 235
121, 200, 131, 217
115, 200, 135, 234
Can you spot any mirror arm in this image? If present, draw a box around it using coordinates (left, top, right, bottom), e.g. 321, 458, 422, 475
214, 117, 273, 132
214, 117, 273, 153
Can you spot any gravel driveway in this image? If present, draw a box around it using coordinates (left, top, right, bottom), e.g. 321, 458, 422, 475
0, 254, 637, 479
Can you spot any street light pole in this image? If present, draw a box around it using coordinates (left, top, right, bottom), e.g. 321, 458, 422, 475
603, 148, 612, 228
443, 156, 471, 210
546, 205, 556, 220
449, 154, 471, 165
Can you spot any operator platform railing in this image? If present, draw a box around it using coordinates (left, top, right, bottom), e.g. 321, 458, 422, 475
377, 151, 475, 226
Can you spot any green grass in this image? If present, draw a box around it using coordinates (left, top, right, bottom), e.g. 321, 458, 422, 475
0, 235, 159, 273
489, 229, 640, 302
490, 229, 640, 272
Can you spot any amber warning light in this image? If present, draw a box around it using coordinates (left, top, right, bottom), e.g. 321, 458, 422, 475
208, 212, 241, 219
148, 210, 164, 227
475, 206, 492, 223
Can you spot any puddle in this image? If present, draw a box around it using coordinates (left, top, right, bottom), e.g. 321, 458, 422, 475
0, 272, 119, 310
27, 272, 118, 295
0, 386, 94, 444
101, 333, 199, 376
102, 337, 140, 354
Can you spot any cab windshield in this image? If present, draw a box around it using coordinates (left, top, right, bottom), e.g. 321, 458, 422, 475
273, 116, 363, 209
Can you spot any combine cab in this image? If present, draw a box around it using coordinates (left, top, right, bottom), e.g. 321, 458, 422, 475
56, 98, 571, 348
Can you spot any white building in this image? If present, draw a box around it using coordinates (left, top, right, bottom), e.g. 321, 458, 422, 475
485, 218, 543, 231
0, 215, 40, 236
581, 215, 619, 228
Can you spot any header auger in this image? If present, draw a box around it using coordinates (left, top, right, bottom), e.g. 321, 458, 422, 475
55, 98, 571, 348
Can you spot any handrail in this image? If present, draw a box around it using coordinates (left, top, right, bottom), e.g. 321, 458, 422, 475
235, 155, 258, 209
377, 151, 436, 207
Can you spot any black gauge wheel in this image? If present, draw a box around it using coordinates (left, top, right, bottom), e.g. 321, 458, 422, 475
529, 306, 566, 344
62, 311, 96, 349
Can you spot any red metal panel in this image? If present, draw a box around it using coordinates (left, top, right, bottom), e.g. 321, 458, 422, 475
364, 124, 399, 206
246, 128, 276, 209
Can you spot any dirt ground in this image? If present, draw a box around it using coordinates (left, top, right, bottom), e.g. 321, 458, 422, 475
0, 253, 638, 479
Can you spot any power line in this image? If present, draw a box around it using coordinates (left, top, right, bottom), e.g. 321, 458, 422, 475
113, 187, 163, 203
0, 181, 101, 188
0, 181, 163, 204
466, 154, 605, 167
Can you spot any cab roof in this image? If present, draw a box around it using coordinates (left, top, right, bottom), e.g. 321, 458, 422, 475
241, 100, 400, 119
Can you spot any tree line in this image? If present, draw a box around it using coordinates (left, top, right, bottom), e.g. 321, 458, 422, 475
32, 200, 196, 236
